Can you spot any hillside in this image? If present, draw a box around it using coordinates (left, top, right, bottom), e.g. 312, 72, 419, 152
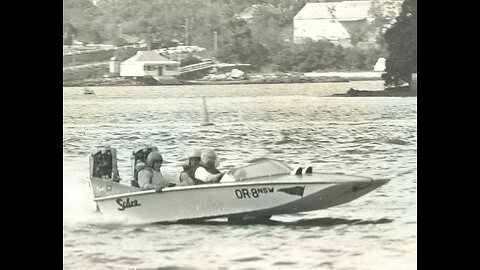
64, 1, 398, 73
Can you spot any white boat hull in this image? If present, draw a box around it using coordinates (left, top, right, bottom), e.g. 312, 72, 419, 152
91, 174, 389, 224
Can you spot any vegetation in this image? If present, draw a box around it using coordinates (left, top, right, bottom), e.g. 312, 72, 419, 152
270, 40, 383, 72
382, 0, 417, 86
368, 0, 405, 47
63, 0, 397, 72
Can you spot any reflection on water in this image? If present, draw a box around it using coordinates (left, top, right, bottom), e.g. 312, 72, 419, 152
63, 82, 416, 270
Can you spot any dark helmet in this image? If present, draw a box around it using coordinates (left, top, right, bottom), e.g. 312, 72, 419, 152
147, 152, 163, 167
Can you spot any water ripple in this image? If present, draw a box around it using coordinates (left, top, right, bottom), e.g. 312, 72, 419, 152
231, 256, 265, 262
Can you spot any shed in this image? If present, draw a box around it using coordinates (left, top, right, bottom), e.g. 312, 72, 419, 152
120, 50, 180, 78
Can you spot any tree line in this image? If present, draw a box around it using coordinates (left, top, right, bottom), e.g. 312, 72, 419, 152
63, 0, 324, 48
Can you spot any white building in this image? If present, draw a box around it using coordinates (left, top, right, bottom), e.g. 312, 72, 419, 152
120, 50, 180, 78
293, 1, 402, 47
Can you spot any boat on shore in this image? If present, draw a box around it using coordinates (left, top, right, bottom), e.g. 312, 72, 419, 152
83, 88, 95, 95
88, 146, 389, 224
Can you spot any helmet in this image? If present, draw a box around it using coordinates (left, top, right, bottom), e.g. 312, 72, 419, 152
147, 152, 163, 167
201, 148, 219, 167
189, 149, 202, 159
201, 148, 216, 158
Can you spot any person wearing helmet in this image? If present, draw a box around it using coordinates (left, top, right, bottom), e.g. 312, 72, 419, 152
138, 151, 175, 191
136, 146, 159, 168
193, 148, 225, 184
179, 149, 202, 185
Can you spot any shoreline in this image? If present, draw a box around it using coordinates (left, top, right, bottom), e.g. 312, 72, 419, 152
63, 71, 383, 87
331, 86, 416, 97
62, 76, 416, 97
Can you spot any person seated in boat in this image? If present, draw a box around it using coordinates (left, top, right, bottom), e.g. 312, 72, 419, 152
135, 146, 158, 167
179, 149, 202, 186
94, 148, 113, 179
138, 151, 176, 191
133, 146, 159, 179
193, 149, 225, 184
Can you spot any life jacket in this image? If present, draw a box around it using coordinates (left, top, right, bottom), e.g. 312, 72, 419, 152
180, 164, 199, 184
133, 161, 147, 181
192, 164, 221, 185
131, 166, 153, 188
179, 171, 195, 185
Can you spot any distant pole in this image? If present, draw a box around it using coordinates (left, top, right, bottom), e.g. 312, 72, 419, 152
72, 52, 76, 75
185, 18, 189, 46
213, 31, 218, 51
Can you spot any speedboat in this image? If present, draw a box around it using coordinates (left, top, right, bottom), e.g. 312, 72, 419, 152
88, 146, 389, 224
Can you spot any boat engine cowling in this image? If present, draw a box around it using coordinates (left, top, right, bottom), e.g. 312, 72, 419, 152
90, 146, 120, 182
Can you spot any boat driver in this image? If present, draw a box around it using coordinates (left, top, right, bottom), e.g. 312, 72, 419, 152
138, 151, 176, 191
193, 149, 225, 184
179, 149, 202, 185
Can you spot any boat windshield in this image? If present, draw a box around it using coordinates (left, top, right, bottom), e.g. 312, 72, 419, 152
230, 158, 292, 181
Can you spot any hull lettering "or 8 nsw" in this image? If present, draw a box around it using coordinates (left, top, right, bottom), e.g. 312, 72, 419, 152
235, 187, 274, 199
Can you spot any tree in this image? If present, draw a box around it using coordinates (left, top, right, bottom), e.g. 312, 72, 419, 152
63, 23, 77, 45
250, 4, 285, 51
216, 18, 270, 69
382, 0, 417, 86
78, 29, 103, 44
368, 0, 403, 47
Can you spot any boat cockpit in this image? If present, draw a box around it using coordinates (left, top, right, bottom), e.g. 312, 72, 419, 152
90, 146, 306, 187
228, 158, 294, 181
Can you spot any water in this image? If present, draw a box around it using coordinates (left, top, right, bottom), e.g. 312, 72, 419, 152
63, 81, 416, 270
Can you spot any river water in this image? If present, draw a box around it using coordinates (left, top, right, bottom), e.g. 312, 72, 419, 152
63, 81, 416, 270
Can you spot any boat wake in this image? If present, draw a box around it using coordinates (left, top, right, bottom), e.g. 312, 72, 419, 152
154, 217, 393, 227
63, 174, 130, 227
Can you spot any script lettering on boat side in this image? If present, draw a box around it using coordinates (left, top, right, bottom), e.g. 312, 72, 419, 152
116, 197, 142, 211
235, 187, 274, 199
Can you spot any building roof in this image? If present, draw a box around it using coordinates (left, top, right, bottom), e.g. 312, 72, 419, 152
296, 20, 351, 41
121, 51, 179, 65
294, 1, 374, 21
295, 1, 403, 21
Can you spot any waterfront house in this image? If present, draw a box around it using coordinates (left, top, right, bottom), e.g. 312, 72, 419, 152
120, 50, 180, 83
293, 1, 401, 47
